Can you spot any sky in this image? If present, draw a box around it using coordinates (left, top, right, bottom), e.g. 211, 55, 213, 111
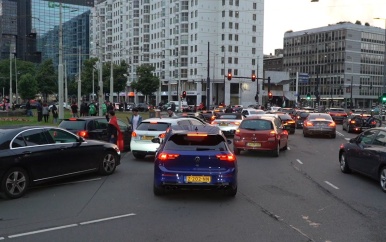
263, 0, 386, 55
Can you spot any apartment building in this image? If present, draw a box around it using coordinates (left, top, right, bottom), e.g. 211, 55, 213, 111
284, 22, 385, 108
90, 0, 264, 106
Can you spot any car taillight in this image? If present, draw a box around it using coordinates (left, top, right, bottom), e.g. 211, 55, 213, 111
211, 121, 218, 125
304, 121, 314, 127
234, 129, 240, 137
211, 116, 216, 121
329, 122, 336, 127
371, 121, 377, 125
132, 131, 137, 137
287, 120, 295, 124
297, 116, 300, 119
350, 120, 356, 124
159, 133, 166, 138
231, 122, 240, 125
77, 130, 88, 138
158, 153, 179, 160
216, 154, 236, 161
269, 130, 276, 136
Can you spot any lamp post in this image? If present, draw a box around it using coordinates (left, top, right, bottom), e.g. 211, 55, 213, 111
222, 45, 226, 105
58, 2, 64, 119
9, 43, 13, 108
109, 52, 114, 103
77, 46, 82, 110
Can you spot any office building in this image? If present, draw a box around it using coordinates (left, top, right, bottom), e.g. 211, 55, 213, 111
284, 22, 385, 108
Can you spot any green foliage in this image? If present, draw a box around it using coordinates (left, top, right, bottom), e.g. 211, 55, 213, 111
18, 73, 38, 100
35, 59, 57, 101
130, 64, 160, 97
80, 57, 99, 95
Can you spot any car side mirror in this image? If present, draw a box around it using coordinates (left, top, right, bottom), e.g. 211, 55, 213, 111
79, 137, 85, 142
151, 138, 161, 144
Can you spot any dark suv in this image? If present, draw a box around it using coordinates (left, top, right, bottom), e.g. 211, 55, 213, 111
59, 117, 132, 151
294, 110, 310, 129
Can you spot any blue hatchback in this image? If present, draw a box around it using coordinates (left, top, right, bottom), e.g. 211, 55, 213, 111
152, 125, 238, 196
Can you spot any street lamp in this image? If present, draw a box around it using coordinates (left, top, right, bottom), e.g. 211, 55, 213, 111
58, 2, 64, 119
374, 17, 386, 94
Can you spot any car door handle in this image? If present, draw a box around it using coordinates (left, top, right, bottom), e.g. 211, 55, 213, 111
22, 151, 32, 155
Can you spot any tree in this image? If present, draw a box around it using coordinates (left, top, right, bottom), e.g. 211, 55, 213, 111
35, 59, 57, 101
130, 64, 160, 101
18, 73, 38, 101
114, 60, 129, 96
80, 57, 99, 96
355, 20, 362, 25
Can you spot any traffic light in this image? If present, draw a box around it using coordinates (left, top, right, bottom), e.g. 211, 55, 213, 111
182, 91, 187, 98
227, 72, 232, 81
268, 92, 273, 100
306, 93, 311, 100
382, 93, 386, 103
251, 74, 256, 82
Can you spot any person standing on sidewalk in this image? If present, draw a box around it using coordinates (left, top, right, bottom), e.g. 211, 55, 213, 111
42, 102, 50, 122
71, 102, 79, 118
36, 100, 43, 122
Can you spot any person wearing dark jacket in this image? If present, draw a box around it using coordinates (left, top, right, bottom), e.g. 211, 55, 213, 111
36, 100, 43, 122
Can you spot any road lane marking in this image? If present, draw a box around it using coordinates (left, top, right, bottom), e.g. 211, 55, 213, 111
336, 131, 344, 137
345, 138, 350, 141
296, 159, 303, 164
80, 213, 136, 225
0, 237, 4, 240
287, 147, 290, 150
8, 224, 78, 238
324, 181, 339, 189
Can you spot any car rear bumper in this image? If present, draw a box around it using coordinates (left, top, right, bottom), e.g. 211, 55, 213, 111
233, 139, 279, 151
304, 127, 336, 135
154, 168, 237, 188
130, 140, 159, 152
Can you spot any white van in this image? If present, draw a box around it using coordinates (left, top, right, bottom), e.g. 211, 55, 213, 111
163, 101, 188, 112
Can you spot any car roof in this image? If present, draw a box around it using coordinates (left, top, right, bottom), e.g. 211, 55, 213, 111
243, 115, 276, 121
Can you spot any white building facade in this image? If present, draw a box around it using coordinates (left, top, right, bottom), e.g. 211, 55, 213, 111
90, 0, 264, 107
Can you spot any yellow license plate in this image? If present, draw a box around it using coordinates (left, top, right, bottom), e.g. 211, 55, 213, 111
247, 142, 261, 147
186, 176, 211, 183
220, 123, 228, 126
141, 136, 153, 140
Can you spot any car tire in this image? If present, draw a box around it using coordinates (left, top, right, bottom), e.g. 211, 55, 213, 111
272, 143, 280, 157
303, 132, 308, 137
153, 182, 165, 196
233, 147, 240, 155
340, 152, 351, 174
290, 130, 295, 134
282, 143, 288, 150
380, 167, 386, 193
1, 167, 29, 199
99, 152, 117, 175
347, 126, 352, 133
132, 152, 146, 159
342, 125, 345, 131
331, 134, 336, 139
224, 185, 237, 197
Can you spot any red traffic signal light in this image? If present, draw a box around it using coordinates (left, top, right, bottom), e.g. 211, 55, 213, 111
251, 74, 256, 82
182, 91, 187, 98
268, 92, 273, 100
227, 72, 232, 81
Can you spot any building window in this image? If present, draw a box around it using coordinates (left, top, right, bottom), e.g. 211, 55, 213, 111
235, 46, 238, 53
229, 0, 233, 5
235, 35, 238, 41
235, 23, 239, 30
229, 10, 233, 17
235, 11, 239, 18
228, 45, 232, 52
235, 0, 239, 6
222, 11, 225, 17
252, 25, 256, 32
253, 14, 256, 21
253, 3, 257, 9
228, 57, 232, 64
252, 48, 256, 54
234, 69, 238, 75
222, 22, 225, 29
234, 58, 238, 64
222, 0, 225, 5
222, 34, 225, 40
229, 34, 233, 40
229, 22, 233, 29
252, 36, 256, 43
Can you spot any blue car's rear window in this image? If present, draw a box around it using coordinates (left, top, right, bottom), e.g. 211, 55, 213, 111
164, 134, 227, 151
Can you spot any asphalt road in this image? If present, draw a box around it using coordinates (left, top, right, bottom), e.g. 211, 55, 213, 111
1, 126, 386, 242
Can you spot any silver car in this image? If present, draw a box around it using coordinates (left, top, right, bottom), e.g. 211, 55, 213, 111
211, 113, 244, 136
303, 113, 336, 138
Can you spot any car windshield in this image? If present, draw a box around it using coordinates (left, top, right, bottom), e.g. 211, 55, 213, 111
59, 120, 86, 130
136, 122, 169, 131
279, 114, 292, 120
240, 120, 273, 130
164, 134, 227, 151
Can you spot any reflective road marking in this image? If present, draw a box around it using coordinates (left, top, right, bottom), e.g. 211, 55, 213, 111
7, 213, 136, 239
296, 159, 303, 164
324, 181, 339, 189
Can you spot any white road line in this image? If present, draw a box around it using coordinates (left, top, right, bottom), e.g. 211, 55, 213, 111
336, 131, 345, 137
0, 237, 4, 240
8, 224, 78, 238
79, 213, 136, 225
296, 159, 303, 164
324, 181, 339, 190
345, 138, 350, 141
287, 147, 291, 150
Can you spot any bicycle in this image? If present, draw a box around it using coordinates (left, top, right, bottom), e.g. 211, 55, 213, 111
352, 112, 382, 131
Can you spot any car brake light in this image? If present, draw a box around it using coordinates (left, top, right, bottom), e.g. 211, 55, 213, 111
69, 118, 77, 121
350, 120, 356, 124
297, 116, 300, 119
132, 131, 137, 137
304, 121, 314, 127
269, 130, 276, 136
328, 122, 336, 127
158, 153, 179, 160
159, 133, 166, 138
150, 121, 158, 124
187, 133, 208, 137
77, 130, 88, 138
216, 154, 236, 161
371, 121, 377, 125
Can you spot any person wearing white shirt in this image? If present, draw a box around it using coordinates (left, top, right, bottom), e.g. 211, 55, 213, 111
129, 108, 142, 131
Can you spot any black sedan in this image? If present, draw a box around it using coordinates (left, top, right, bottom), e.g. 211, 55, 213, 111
278, 113, 296, 134
59, 117, 132, 151
342, 113, 371, 133
339, 128, 386, 192
0, 126, 121, 199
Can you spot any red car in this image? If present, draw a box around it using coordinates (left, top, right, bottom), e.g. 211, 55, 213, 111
326, 108, 347, 124
233, 115, 289, 157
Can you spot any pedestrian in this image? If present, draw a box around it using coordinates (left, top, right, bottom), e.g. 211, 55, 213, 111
71, 102, 79, 118
102, 102, 107, 116
129, 108, 142, 131
42, 102, 50, 122
26, 100, 33, 117
107, 110, 124, 150
51, 104, 58, 124
36, 100, 43, 122
225, 105, 233, 113
170, 102, 176, 112
89, 102, 97, 116
80, 101, 88, 116
167, 107, 177, 117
